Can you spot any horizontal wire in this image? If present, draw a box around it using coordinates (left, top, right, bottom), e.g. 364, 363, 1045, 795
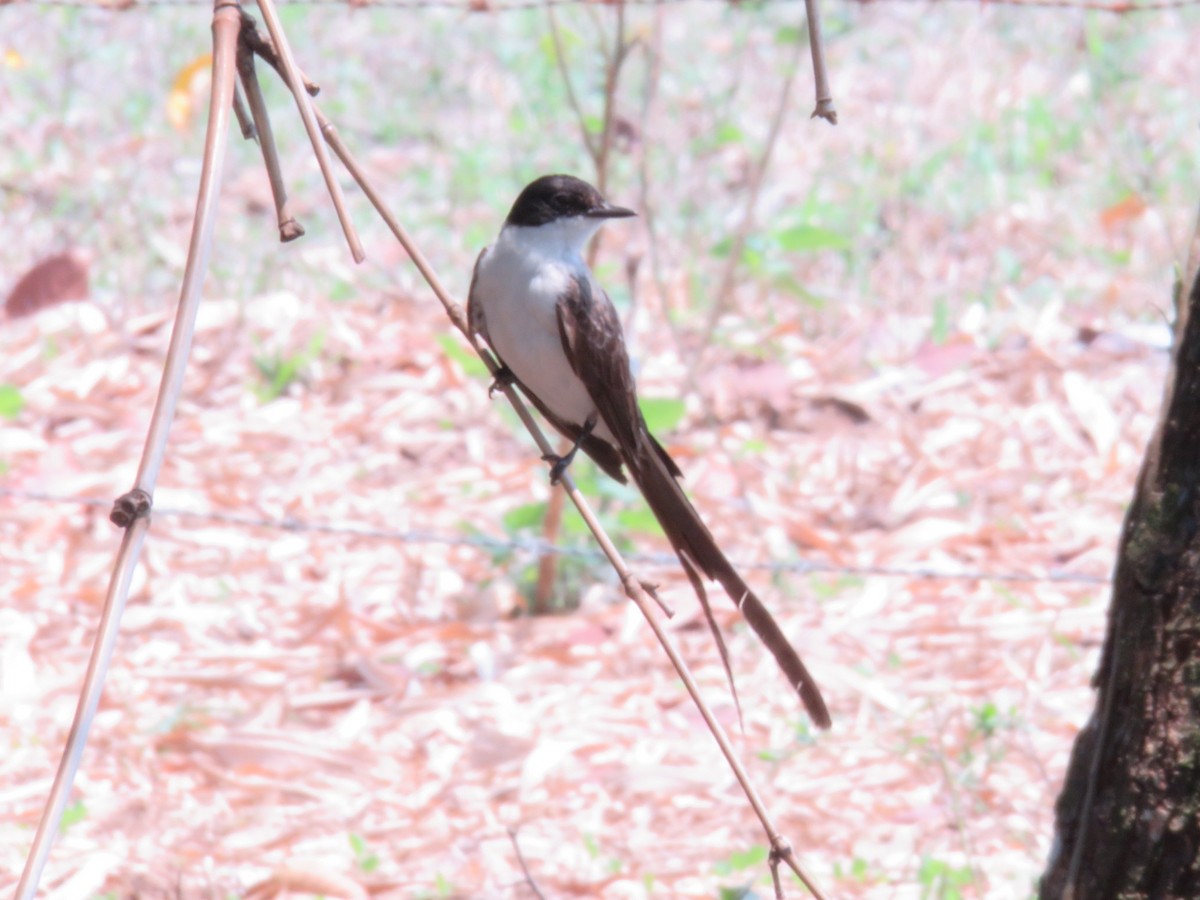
0, 0, 1193, 11
0, 486, 1112, 586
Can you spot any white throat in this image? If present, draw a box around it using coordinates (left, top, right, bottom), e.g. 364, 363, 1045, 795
499, 216, 604, 263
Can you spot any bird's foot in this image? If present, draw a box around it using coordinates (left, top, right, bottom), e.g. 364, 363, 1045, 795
542, 416, 597, 485
542, 447, 579, 485
488, 365, 516, 398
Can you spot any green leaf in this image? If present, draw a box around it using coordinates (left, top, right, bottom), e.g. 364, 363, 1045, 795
775, 24, 805, 43
0, 385, 24, 420
617, 506, 664, 537
436, 334, 489, 378
726, 845, 768, 871
715, 845, 769, 877
851, 857, 870, 881
714, 122, 744, 145
59, 799, 87, 832
930, 297, 951, 345
638, 396, 685, 433
775, 224, 851, 253
710, 236, 734, 258
503, 502, 547, 533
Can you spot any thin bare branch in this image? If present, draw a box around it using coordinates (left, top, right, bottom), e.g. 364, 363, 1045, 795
684, 33, 807, 397
803, 0, 837, 123
252, 0, 364, 262
237, 20, 305, 242
232, 80, 256, 139
15, 7, 244, 894
15, 518, 151, 900
532, 463, 568, 614
546, 6, 600, 166
507, 828, 548, 900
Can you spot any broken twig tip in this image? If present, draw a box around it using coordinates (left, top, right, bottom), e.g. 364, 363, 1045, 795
811, 100, 838, 125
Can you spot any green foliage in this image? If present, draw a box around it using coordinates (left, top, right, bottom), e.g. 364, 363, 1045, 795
435, 334, 489, 378
0, 384, 23, 420
582, 832, 624, 874
713, 846, 770, 900
638, 396, 686, 434
345, 830, 376, 873
252, 332, 325, 402
59, 799, 86, 832
349, 832, 381, 873
774, 224, 851, 254
918, 856, 976, 899
617, 506, 664, 537
502, 501, 547, 533
833, 856, 874, 883
713, 844, 768, 876
970, 700, 1019, 741
808, 574, 864, 601
929, 297, 951, 345
717, 888, 762, 900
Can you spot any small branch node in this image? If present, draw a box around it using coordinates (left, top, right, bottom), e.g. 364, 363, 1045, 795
109, 489, 152, 528
639, 578, 674, 617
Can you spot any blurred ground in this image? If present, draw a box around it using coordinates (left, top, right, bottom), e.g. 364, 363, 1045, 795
1, 1, 1197, 897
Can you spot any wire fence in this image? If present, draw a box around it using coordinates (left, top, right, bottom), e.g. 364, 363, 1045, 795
1, 487, 1113, 586
1, 0, 1195, 11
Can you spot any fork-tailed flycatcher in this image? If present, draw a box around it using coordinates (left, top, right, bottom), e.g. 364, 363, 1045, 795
467, 174, 830, 729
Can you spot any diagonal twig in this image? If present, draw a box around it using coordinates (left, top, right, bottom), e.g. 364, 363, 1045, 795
237, 17, 305, 242
252, 0, 364, 262
255, 44, 830, 900
507, 827, 548, 900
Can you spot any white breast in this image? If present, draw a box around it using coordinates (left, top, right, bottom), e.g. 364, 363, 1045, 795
473, 228, 616, 444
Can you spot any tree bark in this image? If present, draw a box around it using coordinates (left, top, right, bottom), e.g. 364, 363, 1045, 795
1040, 267, 1200, 899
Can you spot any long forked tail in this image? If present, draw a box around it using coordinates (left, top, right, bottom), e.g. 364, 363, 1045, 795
629, 437, 832, 729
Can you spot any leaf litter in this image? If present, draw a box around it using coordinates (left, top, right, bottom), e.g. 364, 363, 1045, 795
0, 268, 1168, 897
0, 3, 1193, 897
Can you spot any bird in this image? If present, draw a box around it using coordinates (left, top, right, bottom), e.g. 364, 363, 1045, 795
467, 174, 830, 729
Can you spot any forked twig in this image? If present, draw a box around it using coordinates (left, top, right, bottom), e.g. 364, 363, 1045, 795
15, 3, 244, 895
236, 22, 305, 242
253, 0, 364, 262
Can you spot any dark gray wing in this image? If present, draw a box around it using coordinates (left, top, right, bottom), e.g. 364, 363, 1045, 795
554, 275, 683, 479
555, 273, 831, 728
467, 254, 628, 484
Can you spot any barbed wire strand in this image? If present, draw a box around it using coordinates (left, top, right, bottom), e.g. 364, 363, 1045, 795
0, 487, 1112, 586
1, 0, 1195, 12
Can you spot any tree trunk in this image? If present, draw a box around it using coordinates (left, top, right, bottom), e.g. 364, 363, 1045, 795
1040, 266, 1200, 899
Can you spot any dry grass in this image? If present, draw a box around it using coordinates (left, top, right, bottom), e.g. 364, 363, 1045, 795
1, 1, 1197, 897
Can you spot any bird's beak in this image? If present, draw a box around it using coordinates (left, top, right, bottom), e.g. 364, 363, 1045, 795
587, 203, 637, 219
